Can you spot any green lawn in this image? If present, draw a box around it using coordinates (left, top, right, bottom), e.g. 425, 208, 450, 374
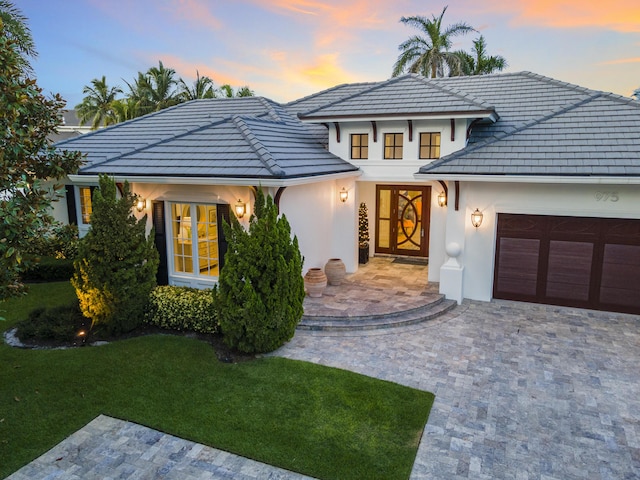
0, 282, 434, 480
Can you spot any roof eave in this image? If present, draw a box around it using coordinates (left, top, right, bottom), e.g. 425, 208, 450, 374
413, 172, 640, 185
298, 110, 497, 123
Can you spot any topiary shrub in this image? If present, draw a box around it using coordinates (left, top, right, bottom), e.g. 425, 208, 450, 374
72, 175, 159, 335
145, 285, 218, 333
217, 189, 305, 354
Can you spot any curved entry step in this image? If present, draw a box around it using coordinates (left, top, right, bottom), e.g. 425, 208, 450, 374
299, 296, 457, 331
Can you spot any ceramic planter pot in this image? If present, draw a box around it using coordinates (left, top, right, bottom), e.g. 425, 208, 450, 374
324, 258, 346, 286
304, 268, 327, 297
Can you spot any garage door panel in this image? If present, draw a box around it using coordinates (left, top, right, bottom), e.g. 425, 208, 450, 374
545, 240, 593, 301
494, 214, 640, 315
496, 238, 539, 296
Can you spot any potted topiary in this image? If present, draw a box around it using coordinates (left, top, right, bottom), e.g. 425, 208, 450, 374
358, 202, 370, 264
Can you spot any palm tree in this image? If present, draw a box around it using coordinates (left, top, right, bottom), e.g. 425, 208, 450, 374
144, 61, 179, 111
0, 0, 37, 74
110, 97, 138, 123
633, 88, 640, 101
392, 5, 475, 78
178, 71, 216, 101
123, 72, 152, 117
217, 84, 255, 98
75, 76, 123, 129
457, 36, 507, 75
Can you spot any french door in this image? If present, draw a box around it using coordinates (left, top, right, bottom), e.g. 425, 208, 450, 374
375, 185, 430, 257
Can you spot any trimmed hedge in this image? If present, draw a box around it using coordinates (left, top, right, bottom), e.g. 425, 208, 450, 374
145, 285, 218, 334
22, 256, 75, 282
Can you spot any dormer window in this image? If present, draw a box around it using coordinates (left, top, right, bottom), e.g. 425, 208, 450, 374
419, 132, 441, 159
384, 133, 403, 159
350, 133, 368, 159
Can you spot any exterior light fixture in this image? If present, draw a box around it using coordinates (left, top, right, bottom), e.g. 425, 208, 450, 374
135, 198, 146, 212
235, 199, 246, 218
437, 191, 447, 207
471, 208, 484, 228
339, 188, 348, 203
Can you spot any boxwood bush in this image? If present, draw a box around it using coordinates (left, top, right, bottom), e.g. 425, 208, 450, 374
22, 256, 75, 282
145, 285, 218, 334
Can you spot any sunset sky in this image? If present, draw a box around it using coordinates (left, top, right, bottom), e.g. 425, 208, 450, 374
18, 0, 640, 107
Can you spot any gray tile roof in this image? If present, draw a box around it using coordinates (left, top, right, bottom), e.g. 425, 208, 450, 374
57, 97, 358, 180
418, 73, 640, 177
297, 74, 495, 120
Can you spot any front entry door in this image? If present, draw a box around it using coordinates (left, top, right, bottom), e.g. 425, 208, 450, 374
375, 185, 430, 257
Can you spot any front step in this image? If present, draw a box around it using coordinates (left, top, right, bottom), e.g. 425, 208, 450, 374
298, 296, 457, 331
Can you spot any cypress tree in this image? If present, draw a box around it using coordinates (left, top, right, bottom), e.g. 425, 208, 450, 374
72, 174, 159, 334
218, 189, 305, 353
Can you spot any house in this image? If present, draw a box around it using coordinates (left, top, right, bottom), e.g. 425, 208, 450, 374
52, 72, 640, 315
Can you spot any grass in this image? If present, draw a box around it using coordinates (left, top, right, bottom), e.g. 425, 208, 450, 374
0, 282, 434, 480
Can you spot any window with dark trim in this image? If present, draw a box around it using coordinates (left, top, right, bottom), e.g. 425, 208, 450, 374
384, 133, 403, 159
419, 132, 441, 159
350, 133, 368, 159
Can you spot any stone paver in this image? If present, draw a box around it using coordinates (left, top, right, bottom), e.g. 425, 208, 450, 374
7, 415, 315, 480
275, 300, 640, 479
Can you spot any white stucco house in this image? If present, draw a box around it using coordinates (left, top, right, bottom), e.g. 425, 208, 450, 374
52, 72, 640, 315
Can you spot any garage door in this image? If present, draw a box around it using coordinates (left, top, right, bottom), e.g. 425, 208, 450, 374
494, 214, 640, 315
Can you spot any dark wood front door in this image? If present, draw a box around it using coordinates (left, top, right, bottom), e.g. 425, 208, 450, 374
375, 185, 430, 257
494, 214, 640, 315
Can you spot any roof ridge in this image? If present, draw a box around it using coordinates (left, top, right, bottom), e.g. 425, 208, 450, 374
425, 92, 605, 170
232, 115, 285, 177
411, 74, 495, 111
297, 76, 408, 117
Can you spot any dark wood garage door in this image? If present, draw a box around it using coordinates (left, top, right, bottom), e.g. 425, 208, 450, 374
494, 214, 640, 315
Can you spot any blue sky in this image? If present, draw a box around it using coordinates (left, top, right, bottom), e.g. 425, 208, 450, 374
18, 0, 640, 108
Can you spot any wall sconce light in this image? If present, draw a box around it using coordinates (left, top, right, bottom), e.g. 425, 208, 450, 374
437, 191, 447, 207
235, 199, 246, 218
339, 188, 348, 203
471, 208, 484, 228
136, 198, 146, 212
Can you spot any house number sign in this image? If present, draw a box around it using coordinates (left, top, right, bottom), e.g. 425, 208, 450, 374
595, 192, 619, 202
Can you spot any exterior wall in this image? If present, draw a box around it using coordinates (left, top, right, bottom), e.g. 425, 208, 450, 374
445, 181, 640, 302
328, 119, 468, 182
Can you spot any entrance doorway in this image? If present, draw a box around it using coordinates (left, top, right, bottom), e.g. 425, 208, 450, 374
375, 185, 430, 257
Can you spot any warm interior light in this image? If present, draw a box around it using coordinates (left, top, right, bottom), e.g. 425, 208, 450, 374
471, 208, 484, 228
235, 199, 246, 218
437, 191, 447, 207
339, 188, 348, 203
135, 198, 146, 212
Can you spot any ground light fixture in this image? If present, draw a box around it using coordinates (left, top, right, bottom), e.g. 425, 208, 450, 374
437, 191, 447, 207
135, 198, 146, 212
339, 188, 348, 203
471, 208, 484, 228
235, 199, 246, 218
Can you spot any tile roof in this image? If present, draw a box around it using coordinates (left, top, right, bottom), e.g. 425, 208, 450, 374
57, 97, 358, 180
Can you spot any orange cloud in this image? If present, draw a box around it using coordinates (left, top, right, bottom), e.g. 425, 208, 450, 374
599, 57, 640, 65
481, 0, 640, 32
169, 0, 222, 30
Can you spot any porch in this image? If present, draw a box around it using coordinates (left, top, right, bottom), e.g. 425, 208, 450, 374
300, 256, 456, 331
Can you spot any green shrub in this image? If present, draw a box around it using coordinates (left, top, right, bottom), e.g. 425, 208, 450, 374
218, 190, 305, 353
145, 285, 218, 333
22, 256, 75, 282
23, 223, 79, 260
17, 301, 87, 342
72, 175, 159, 335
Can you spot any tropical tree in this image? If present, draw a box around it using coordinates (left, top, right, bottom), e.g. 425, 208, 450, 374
457, 35, 507, 75
143, 61, 179, 111
110, 97, 138, 123
0, 26, 83, 300
218, 84, 255, 98
392, 5, 476, 78
178, 71, 216, 101
0, 1, 36, 73
633, 87, 640, 101
75, 76, 123, 129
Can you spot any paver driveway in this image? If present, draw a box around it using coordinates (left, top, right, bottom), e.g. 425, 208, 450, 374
274, 299, 640, 479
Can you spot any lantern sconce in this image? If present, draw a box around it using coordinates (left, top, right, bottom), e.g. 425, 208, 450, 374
471, 208, 484, 228
339, 188, 348, 203
437, 191, 447, 207
235, 199, 246, 219
135, 197, 146, 212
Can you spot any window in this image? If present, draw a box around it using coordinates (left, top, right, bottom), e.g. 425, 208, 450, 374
419, 132, 441, 159
79, 187, 93, 224
171, 203, 220, 277
384, 133, 403, 159
350, 133, 368, 159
